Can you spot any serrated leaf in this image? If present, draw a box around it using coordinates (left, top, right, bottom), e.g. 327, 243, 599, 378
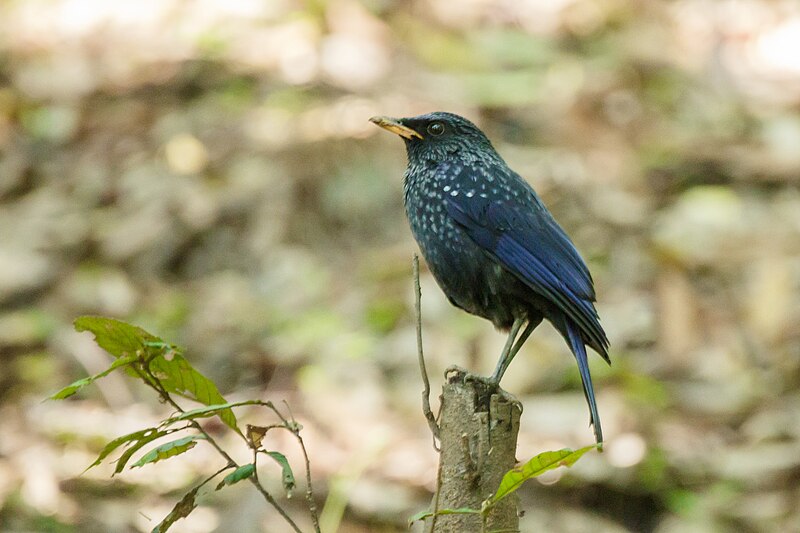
114, 430, 171, 475
74, 316, 160, 359
490, 445, 598, 504
264, 451, 295, 493
83, 427, 158, 472
131, 435, 206, 469
151, 485, 200, 533
216, 464, 255, 490
49, 353, 139, 400
147, 353, 238, 432
161, 401, 263, 427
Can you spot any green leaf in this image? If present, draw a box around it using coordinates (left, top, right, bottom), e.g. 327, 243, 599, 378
49, 353, 139, 400
264, 451, 295, 493
161, 401, 264, 427
409, 507, 480, 524
114, 430, 171, 475
72, 315, 238, 432
151, 485, 200, 533
147, 352, 238, 432
131, 435, 206, 469
216, 464, 255, 490
74, 316, 160, 359
83, 427, 158, 472
490, 445, 598, 504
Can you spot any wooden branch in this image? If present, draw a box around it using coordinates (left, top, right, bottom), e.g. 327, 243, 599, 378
425, 367, 522, 533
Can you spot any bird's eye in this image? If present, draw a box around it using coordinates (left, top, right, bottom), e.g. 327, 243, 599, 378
427, 122, 445, 136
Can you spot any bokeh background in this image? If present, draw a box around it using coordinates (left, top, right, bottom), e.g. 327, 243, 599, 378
2, 0, 800, 531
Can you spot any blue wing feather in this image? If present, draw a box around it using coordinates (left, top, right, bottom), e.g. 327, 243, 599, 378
447, 186, 607, 443
559, 313, 603, 443
446, 186, 609, 358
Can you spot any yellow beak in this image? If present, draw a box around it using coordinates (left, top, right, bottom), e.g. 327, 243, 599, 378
369, 116, 423, 140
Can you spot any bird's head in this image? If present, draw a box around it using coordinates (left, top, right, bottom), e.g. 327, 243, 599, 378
369, 112, 497, 164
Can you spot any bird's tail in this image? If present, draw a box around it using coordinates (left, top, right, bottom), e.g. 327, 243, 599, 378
557, 315, 603, 445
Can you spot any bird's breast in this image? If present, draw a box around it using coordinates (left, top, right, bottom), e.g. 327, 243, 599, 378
403, 166, 528, 328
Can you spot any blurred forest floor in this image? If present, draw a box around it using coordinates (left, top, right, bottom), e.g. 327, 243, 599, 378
1, 0, 799, 532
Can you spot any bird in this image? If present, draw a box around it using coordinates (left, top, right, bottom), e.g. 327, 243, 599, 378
370, 112, 610, 444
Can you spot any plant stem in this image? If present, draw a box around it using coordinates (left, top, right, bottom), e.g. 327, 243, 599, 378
295, 430, 321, 533
136, 365, 304, 533
413, 254, 440, 445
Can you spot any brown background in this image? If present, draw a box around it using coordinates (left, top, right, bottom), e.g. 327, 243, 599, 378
1, 0, 799, 531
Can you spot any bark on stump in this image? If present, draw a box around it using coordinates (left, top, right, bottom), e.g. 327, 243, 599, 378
426, 367, 522, 532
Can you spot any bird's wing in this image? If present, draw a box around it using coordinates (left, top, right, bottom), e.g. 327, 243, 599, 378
445, 175, 609, 357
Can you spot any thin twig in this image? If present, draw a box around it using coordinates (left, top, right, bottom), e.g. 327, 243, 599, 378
277, 400, 322, 533
295, 429, 321, 533
269, 401, 290, 425
413, 254, 440, 446
249, 443, 305, 531
266, 402, 321, 532
199, 464, 234, 489
426, 455, 445, 533
134, 364, 304, 533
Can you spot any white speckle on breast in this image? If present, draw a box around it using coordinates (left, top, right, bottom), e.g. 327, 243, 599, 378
450, 190, 459, 196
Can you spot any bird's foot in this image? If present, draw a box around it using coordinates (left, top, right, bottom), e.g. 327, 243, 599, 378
444, 365, 499, 389
443, 366, 520, 408
444, 364, 469, 381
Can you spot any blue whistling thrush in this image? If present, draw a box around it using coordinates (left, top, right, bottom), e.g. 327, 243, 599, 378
370, 112, 610, 444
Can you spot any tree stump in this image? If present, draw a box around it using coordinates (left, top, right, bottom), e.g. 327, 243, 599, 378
426, 367, 522, 532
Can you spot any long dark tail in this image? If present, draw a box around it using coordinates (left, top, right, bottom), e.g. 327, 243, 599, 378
554, 313, 603, 444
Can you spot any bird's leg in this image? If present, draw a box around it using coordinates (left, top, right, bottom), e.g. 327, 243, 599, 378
490, 318, 525, 384
490, 317, 541, 384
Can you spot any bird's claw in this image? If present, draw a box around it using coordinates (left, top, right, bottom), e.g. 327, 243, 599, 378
444, 365, 499, 389
444, 365, 471, 383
